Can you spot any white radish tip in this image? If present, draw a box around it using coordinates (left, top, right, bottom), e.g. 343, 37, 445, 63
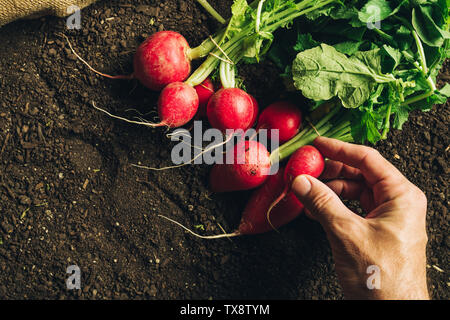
91, 102, 164, 128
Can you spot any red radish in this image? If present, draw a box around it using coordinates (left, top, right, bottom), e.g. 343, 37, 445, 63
209, 140, 271, 192
91, 82, 198, 129
64, 31, 194, 91
283, 145, 325, 184
207, 88, 255, 132
249, 94, 259, 127
156, 82, 199, 127
256, 101, 302, 143
195, 77, 215, 117
239, 168, 304, 235
266, 145, 325, 229
158, 167, 304, 238
134, 31, 192, 91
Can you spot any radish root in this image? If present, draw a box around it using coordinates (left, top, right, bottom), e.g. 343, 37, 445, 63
166, 132, 205, 151
131, 134, 234, 171
248, 125, 264, 141
208, 35, 234, 65
91, 101, 166, 128
59, 33, 134, 80
123, 108, 158, 118
306, 117, 321, 137
158, 214, 239, 239
266, 185, 289, 232
199, 82, 215, 93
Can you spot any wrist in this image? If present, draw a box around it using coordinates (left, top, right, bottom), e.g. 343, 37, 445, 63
339, 262, 429, 300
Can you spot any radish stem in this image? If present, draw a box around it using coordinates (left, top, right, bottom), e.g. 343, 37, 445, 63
255, 0, 266, 33
196, 0, 227, 25
269, 105, 354, 165
186, 0, 340, 86
188, 31, 226, 60
381, 104, 392, 140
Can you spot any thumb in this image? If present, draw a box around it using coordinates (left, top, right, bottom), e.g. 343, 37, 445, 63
292, 175, 356, 231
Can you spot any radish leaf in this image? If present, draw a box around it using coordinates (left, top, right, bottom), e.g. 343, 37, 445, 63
292, 44, 397, 108
358, 0, 392, 23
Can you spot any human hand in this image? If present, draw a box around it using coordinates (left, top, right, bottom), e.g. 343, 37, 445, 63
291, 137, 429, 300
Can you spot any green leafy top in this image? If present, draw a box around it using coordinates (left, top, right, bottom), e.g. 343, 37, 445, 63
187, 0, 342, 88
292, 44, 398, 108
269, 0, 449, 144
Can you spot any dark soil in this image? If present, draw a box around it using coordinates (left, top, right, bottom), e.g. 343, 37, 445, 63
0, 0, 448, 300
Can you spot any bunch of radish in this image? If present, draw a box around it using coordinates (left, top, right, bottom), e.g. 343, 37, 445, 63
66, 28, 258, 130
64, 0, 333, 238
160, 145, 325, 238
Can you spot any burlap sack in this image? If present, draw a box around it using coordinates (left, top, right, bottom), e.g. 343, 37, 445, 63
0, 0, 98, 27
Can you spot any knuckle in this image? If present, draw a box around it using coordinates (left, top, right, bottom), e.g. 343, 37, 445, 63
378, 216, 428, 248
392, 180, 413, 195
415, 188, 427, 204
406, 185, 428, 208
422, 232, 429, 244
363, 146, 381, 159
359, 147, 383, 169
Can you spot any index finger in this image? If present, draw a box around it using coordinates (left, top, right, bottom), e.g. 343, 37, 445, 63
313, 137, 405, 186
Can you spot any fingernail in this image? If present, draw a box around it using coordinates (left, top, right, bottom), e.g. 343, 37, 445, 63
292, 175, 312, 197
